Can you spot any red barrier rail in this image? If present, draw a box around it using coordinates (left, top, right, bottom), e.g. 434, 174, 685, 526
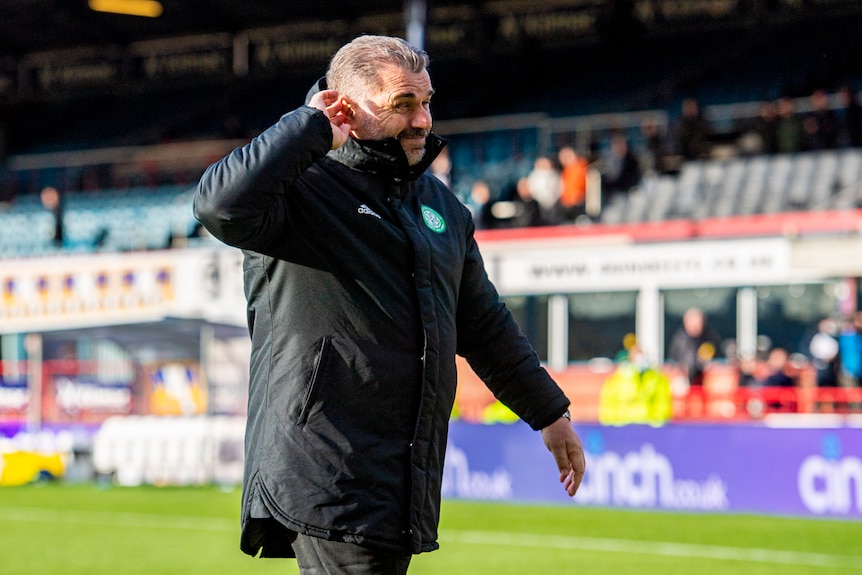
674, 385, 862, 420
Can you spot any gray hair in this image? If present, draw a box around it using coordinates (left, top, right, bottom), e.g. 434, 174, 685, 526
326, 35, 429, 101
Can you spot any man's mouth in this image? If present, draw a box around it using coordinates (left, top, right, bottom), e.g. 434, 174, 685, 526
399, 130, 429, 141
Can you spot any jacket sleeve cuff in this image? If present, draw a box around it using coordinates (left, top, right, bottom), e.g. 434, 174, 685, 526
527, 397, 572, 431
301, 105, 334, 151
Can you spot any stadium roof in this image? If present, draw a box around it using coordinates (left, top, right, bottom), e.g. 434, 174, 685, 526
0, 0, 434, 55
8, 0, 860, 58
3, 0, 862, 156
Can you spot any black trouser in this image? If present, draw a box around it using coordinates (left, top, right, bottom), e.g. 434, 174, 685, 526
291, 532, 412, 575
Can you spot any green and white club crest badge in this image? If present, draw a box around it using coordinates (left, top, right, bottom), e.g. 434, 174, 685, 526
421, 205, 446, 233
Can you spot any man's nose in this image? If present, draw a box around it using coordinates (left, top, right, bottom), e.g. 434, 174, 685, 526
412, 107, 432, 130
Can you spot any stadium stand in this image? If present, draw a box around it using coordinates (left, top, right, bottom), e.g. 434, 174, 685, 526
0, 185, 197, 257
602, 148, 862, 224
8, 87, 861, 261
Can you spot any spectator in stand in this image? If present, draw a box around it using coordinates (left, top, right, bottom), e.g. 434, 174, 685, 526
838, 311, 862, 387
736, 351, 760, 388
468, 179, 498, 230
667, 307, 721, 387
557, 145, 588, 222
748, 100, 780, 155
509, 176, 544, 228
776, 96, 804, 154
805, 316, 841, 388
751, 347, 798, 412
755, 347, 796, 388
673, 97, 713, 160
839, 84, 862, 148
525, 156, 563, 225
803, 88, 840, 151
601, 132, 641, 197
429, 146, 451, 187
639, 116, 667, 174
599, 341, 672, 427
40, 186, 64, 249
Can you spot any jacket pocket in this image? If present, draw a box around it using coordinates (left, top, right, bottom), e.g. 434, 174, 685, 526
298, 336, 330, 426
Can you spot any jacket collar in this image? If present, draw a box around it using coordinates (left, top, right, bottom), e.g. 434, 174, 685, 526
329, 133, 447, 182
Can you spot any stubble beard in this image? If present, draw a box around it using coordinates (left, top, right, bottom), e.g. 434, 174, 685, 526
402, 141, 427, 166
397, 128, 430, 166
355, 115, 428, 166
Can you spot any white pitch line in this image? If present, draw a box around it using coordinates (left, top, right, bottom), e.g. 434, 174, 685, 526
0, 506, 236, 532
2, 507, 861, 570
442, 529, 862, 570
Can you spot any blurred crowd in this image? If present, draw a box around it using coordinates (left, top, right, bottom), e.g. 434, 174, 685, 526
689, 307, 862, 391
459, 85, 862, 230
597, 306, 862, 424
691, 308, 862, 415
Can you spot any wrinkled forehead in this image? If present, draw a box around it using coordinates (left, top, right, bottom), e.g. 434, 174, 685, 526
369, 66, 434, 102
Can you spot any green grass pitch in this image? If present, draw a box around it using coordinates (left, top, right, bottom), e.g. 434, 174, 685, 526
1, 483, 860, 574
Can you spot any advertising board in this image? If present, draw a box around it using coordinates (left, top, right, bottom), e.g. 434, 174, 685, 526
444, 421, 862, 518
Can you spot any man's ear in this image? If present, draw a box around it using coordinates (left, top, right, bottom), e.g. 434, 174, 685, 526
340, 97, 356, 118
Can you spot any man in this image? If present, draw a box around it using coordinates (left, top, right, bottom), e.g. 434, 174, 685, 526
601, 132, 641, 197
557, 145, 588, 221
668, 307, 721, 387
40, 185, 64, 248
673, 97, 713, 160
194, 35, 585, 574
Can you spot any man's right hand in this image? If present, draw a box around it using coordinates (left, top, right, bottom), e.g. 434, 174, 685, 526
308, 89, 354, 150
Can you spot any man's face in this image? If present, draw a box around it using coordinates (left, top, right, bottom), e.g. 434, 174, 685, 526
351, 66, 434, 166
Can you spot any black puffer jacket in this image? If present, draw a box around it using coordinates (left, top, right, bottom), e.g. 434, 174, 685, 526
193, 105, 570, 557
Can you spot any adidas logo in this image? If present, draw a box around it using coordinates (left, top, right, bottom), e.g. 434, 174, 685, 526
358, 204, 381, 219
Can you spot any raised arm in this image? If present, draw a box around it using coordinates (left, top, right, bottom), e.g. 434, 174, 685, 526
193, 91, 353, 251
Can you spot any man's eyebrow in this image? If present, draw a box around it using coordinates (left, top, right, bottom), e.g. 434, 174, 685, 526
392, 89, 435, 101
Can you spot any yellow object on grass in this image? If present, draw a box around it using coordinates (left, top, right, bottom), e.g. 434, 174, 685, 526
0, 451, 66, 486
